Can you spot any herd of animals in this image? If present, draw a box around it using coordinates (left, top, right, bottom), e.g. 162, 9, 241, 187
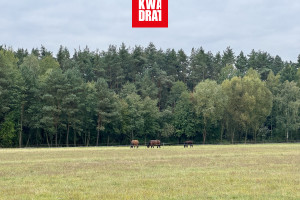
130, 140, 193, 148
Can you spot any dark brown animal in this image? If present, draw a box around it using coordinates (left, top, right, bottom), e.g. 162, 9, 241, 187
147, 140, 161, 148
130, 140, 139, 148
184, 140, 193, 148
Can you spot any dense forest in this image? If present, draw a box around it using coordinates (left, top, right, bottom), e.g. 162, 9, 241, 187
1, 43, 300, 147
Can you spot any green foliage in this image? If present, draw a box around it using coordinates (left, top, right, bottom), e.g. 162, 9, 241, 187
194, 80, 228, 143
0, 116, 16, 147
274, 81, 300, 142
280, 65, 297, 82
218, 64, 238, 83
272, 55, 284, 75
0, 44, 299, 147
295, 68, 300, 87
176, 49, 189, 82
173, 92, 196, 139
39, 68, 67, 146
248, 50, 274, 80
20, 54, 40, 74
222, 47, 235, 67
120, 82, 137, 99
102, 45, 124, 90
266, 71, 281, 95
95, 78, 119, 145
136, 73, 158, 99
56, 45, 71, 71
0, 49, 24, 126
15, 48, 29, 66
235, 51, 248, 76
168, 81, 188, 108
142, 97, 159, 138
62, 68, 84, 146
123, 92, 144, 140
243, 70, 273, 142
39, 55, 60, 75
222, 69, 272, 143
188, 47, 211, 89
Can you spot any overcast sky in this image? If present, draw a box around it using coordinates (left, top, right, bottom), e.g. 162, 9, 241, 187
1, 0, 300, 61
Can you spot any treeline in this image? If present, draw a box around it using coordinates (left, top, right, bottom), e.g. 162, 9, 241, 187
0, 43, 300, 147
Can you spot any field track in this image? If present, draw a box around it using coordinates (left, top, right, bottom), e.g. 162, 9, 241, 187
0, 144, 299, 199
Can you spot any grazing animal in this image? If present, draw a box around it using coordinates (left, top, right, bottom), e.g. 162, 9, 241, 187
130, 140, 139, 148
147, 140, 161, 148
184, 140, 193, 148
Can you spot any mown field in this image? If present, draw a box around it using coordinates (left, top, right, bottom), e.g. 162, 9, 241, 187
0, 144, 299, 200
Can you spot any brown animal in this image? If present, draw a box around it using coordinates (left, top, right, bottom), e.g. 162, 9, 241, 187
184, 140, 193, 148
130, 140, 139, 148
147, 140, 161, 148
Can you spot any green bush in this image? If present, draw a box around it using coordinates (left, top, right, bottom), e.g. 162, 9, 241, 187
0, 119, 15, 147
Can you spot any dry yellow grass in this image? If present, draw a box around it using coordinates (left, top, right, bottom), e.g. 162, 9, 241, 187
0, 144, 299, 199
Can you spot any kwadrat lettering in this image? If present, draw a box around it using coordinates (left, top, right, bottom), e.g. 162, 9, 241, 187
138, 0, 162, 21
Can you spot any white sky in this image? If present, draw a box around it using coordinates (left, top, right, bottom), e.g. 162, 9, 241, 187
1, 0, 300, 61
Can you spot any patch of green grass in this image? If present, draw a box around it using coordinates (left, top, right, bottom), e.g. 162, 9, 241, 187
0, 144, 299, 199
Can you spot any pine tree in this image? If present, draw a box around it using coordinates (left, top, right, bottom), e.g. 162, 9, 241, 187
40, 68, 67, 147
235, 51, 248, 76
95, 78, 118, 146
173, 92, 196, 142
56, 45, 71, 71
222, 47, 235, 67
62, 69, 84, 147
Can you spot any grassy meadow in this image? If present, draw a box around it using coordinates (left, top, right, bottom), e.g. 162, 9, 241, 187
0, 144, 299, 200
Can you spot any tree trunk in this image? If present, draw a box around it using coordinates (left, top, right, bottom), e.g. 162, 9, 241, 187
66, 123, 70, 147
202, 119, 207, 144
244, 129, 248, 144
231, 128, 235, 144
74, 124, 76, 147
36, 128, 39, 147
203, 128, 206, 144
87, 131, 90, 146
270, 115, 273, 141
286, 110, 289, 142
45, 132, 50, 147
97, 115, 101, 146
19, 103, 24, 148
26, 132, 31, 147
107, 135, 110, 146
59, 129, 62, 146
55, 124, 58, 147
220, 123, 224, 143
55, 102, 60, 147
96, 129, 100, 146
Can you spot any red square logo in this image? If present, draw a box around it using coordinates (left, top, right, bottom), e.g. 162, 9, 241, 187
132, 0, 168, 28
